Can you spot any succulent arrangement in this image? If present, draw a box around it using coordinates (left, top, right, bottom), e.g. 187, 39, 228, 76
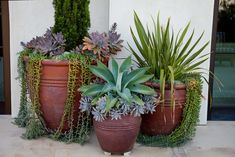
21, 28, 66, 57
82, 23, 124, 60
79, 56, 157, 121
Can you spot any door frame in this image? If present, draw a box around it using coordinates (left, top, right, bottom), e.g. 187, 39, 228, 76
207, 0, 219, 120
1, 0, 11, 114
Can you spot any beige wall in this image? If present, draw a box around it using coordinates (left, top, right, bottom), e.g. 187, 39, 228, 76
9, 0, 109, 117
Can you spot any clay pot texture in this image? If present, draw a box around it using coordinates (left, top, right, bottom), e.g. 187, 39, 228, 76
141, 82, 186, 135
39, 60, 80, 131
24, 57, 109, 132
93, 115, 141, 154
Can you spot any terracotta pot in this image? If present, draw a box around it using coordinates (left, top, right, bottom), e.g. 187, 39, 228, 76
39, 60, 80, 131
23, 57, 109, 132
93, 115, 141, 154
141, 82, 186, 135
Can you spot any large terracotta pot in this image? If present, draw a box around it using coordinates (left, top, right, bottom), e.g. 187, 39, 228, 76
141, 82, 186, 135
24, 58, 108, 132
39, 60, 80, 131
93, 115, 141, 154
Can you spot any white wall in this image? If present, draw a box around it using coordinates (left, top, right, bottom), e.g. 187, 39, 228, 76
9, 0, 109, 117
109, 0, 215, 125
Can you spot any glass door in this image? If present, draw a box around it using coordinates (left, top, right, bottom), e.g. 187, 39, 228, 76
211, 0, 235, 120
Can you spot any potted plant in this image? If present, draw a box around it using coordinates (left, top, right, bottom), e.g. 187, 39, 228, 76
128, 12, 209, 135
79, 56, 156, 154
14, 22, 123, 143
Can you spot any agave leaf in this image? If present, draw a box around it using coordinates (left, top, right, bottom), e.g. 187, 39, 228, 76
117, 88, 132, 103
132, 94, 144, 106
89, 65, 115, 84
129, 84, 156, 95
128, 74, 154, 85
79, 85, 91, 93
105, 97, 118, 112
110, 57, 119, 82
120, 56, 132, 73
122, 67, 150, 89
100, 83, 115, 95
82, 84, 104, 96
116, 72, 123, 91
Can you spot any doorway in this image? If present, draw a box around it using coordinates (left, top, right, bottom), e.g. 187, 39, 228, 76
0, 1, 11, 114
209, 0, 235, 120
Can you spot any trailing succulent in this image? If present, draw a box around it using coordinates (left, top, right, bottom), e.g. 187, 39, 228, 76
15, 28, 94, 144
79, 56, 157, 121
82, 23, 124, 60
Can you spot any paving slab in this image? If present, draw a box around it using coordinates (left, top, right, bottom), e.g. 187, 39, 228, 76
0, 115, 235, 157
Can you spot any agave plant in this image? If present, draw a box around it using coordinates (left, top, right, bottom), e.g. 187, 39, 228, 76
82, 23, 123, 60
128, 12, 209, 104
79, 56, 156, 121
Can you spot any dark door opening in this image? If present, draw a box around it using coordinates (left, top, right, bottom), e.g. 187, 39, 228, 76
0, 1, 11, 114
209, 0, 235, 120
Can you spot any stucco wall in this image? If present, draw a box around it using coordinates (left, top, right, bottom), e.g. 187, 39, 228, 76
109, 0, 215, 124
9, 0, 109, 117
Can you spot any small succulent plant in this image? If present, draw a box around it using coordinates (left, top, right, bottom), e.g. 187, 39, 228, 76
79, 56, 157, 121
21, 28, 66, 57
82, 23, 123, 60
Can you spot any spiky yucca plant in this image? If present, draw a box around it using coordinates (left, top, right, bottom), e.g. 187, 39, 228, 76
129, 12, 209, 106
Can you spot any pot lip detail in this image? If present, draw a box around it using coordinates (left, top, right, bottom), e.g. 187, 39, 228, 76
145, 81, 186, 90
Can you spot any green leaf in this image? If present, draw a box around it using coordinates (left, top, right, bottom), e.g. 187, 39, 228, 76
122, 67, 150, 89
106, 97, 118, 112
117, 88, 132, 103
89, 65, 115, 84
82, 84, 104, 96
119, 56, 132, 73
110, 57, 119, 82
132, 94, 144, 106
129, 84, 156, 95
128, 74, 154, 85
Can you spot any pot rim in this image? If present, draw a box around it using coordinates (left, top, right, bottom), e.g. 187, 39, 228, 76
145, 81, 186, 90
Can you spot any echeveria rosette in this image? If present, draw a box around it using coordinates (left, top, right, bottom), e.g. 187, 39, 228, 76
82, 23, 123, 60
82, 32, 109, 60
21, 28, 66, 57
108, 23, 124, 55
79, 56, 157, 121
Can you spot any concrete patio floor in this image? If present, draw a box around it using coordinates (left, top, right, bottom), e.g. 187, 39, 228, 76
0, 115, 235, 157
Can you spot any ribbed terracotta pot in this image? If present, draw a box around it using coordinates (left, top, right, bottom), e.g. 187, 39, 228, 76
141, 82, 186, 135
39, 60, 80, 131
24, 57, 109, 132
93, 115, 141, 154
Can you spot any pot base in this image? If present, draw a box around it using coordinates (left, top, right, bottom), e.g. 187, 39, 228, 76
103, 151, 131, 156
94, 115, 141, 154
